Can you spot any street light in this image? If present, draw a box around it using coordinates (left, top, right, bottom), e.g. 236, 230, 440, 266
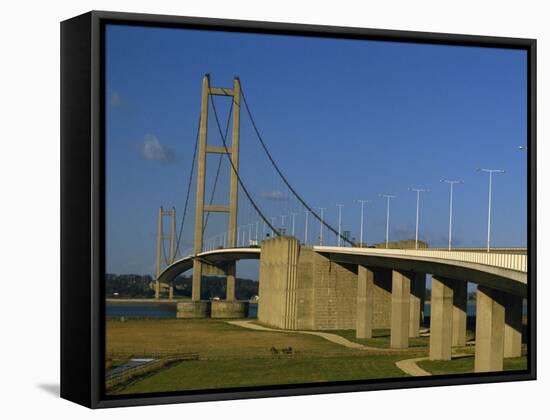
291, 212, 297, 236
440, 179, 463, 251
380, 194, 396, 249
318, 208, 326, 245
270, 217, 276, 237
358, 200, 370, 247
477, 168, 505, 252
304, 210, 309, 245
408, 188, 429, 249
337, 204, 344, 246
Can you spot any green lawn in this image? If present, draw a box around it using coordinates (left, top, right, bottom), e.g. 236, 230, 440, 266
114, 354, 410, 395
107, 319, 425, 395
417, 355, 527, 375
324, 328, 430, 349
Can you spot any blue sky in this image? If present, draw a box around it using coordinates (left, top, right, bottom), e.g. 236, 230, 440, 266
105, 24, 527, 279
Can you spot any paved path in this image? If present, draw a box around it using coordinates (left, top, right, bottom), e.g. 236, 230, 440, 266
395, 353, 473, 377
395, 357, 431, 376
227, 320, 378, 350
226, 320, 441, 377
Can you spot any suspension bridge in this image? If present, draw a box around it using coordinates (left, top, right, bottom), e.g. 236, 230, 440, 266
150, 75, 527, 374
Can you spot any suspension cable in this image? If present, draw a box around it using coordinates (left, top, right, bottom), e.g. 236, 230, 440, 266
208, 92, 280, 237
240, 84, 354, 246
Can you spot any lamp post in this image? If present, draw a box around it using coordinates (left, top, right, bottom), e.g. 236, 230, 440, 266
319, 208, 326, 245
408, 188, 429, 249
358, 200, 369, 247
440, 179, 463, 251
380, 194, 396, 249
477, 168, 505, 252
304, 210, 309, 245
337, 204, 344, 246
291, 212, 297, 236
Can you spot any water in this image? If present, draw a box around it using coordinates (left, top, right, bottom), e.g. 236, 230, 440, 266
106, 301, 525, 319
106, 302, 177, 318
106, 302, 259, 318
248, 303, 258, 318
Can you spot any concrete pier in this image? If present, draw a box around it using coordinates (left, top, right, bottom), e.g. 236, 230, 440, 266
409, 272, 426, 338
211, 301, 249, 318
504, 293, 523, 358
429, 277, 454, 360
176, 301, 210, 319
391, 270, 412, 349
356, 266, 375, 339
452, 280, 468, 347
226, 263, 236, 302
475, 286, 505, 372
258, 237, 300, 329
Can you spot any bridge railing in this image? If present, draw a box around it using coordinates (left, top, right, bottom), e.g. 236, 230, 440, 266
315, 246, 528, 273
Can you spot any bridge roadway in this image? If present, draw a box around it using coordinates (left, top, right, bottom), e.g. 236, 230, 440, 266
157, 245, 527, 297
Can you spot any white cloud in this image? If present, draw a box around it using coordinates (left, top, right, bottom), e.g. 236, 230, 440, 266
109, 91, 122, 107
141, 135, 175, 162
260, 190, 289, 201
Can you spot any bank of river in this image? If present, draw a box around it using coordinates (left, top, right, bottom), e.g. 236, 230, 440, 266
106, 300, 525, 319
106, 302, 258, 318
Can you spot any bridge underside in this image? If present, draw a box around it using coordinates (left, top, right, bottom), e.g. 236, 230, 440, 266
316, 251, 527, 298
156, 249, 261, 285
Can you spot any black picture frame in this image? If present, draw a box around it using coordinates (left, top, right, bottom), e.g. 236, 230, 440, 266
60, 10, 536, 409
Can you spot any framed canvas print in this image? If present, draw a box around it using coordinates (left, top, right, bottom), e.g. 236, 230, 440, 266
60, 11, 536, 408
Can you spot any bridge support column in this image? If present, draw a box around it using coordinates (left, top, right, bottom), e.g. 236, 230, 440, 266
226, 262, 236, 302
258, 237, 300, 329
504, 293, 522, 358
391, 270, 412, 349
356, 266, 374, 339
409, 272, 425, 338
429, 277, 454, 360
452, 280, 468, 347
475, 286, 505, 372
191, 260, 202, 301
154, 281, 160, 300
168, 285, 174, 300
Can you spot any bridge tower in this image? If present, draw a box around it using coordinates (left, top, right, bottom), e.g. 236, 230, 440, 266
155, 206, 176, 299
192, 75, 241, 302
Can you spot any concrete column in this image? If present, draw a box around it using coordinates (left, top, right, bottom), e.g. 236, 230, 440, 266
227, 78, 240, 249
452, 280, 468, 347
475, 286, 505, 373
168, 285, 174, 300
409, 272, 426, 338
155, 206, 163, 300
504, 293, 523, 358
356, 266, 374, 339
258, 237, 300, 330
429, 277, 454, 360
191, 75, 210, 302
226, 262, 236, 302
391, 270, 412, 349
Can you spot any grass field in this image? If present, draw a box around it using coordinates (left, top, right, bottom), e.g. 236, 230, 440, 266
324, 328, 430, 349
115, 354, 410, 394
107, 319, 366, 360
417, 355, 527, 375
106, 318, 425, 394
106, 318, 523, 395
